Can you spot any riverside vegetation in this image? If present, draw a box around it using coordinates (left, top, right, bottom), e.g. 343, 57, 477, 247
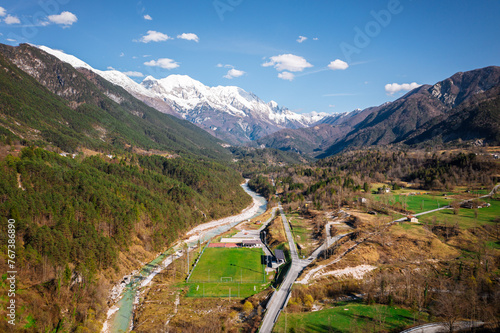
247, 148, 500, 332
0, 147, 250, 332
0, 42, 499, 332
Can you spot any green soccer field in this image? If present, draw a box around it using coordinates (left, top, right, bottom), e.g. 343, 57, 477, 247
186, 282, 269, 298
188, 247, 266, 283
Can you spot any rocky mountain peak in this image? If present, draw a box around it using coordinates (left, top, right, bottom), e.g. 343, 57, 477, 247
428, 66, 500, 107
33, 45, 328, 144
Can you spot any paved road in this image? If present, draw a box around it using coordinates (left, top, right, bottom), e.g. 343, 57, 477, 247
259, 183, 500, 332
392, 182, 500, 224
400, 321, 485, 333
259, 204, 313, 333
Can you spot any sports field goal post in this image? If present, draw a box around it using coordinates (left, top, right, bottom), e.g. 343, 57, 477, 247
221, 277, 233, 282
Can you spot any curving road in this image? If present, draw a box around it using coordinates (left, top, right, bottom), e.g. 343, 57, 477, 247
259, 203, 314, 333
259, 184, 499, 332
400, 321, 485, 333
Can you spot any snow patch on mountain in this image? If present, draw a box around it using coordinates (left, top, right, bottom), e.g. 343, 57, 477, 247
139, 74, 327, 126
38, 45, 94, 71
38, 44, 328, 134
38, 45, 154, 98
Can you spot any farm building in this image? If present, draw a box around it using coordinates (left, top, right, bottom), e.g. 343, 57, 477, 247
275, 249, 286, 264
378, 187, 391, 194
241, 240, 263, 248
461, 201, 490, 209
221, 237, 259, 243
407, 215, 419, 223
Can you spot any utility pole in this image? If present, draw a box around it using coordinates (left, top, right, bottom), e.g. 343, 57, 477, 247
187, 244, 189, 275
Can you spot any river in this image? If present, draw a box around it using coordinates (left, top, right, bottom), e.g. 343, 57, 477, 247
102, 181, 267, 333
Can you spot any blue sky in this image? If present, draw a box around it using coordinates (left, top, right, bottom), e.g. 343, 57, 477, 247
1, 0, 500, 114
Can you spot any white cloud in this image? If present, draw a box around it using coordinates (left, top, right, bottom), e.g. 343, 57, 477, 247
217, 63, 233, 68
143, 14, 152, 20
0, 7, 6, 17
216, 63, 223, 68
177, 33, 199, 42
329, 104, 336, 108
385, 82, 422, 95
47, 11, 77, 26
123, 71, 144, 77
144, 58, 179, 69
107, 66, 115, 70
224, 68, 245, 79
262, 54, 313, 72
297, 36, 307, 43
278, 71, 295, 81
313, 37, 319, 41
6, 38, 16, 42
138, 30, 172, 43
143, 54, 151, 57
328, 59, 349, 71
119, 52, 124, 57
132, 56, 138, 59
4, 15, 20, 25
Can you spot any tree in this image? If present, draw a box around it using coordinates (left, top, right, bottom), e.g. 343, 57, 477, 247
242, 301, 254, 315
432, 291, 464, 333
303, 294, 314, 310
451, 201, 460, 215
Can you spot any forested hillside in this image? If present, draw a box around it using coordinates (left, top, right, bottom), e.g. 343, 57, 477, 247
0, 44, 230, 160
253, 148, 500, 209
254, 66, 500, 158
0, 148, 250, 332
249, 147, 499, 331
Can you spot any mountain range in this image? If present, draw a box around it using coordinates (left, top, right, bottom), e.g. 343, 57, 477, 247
257, 66, 500, 157
0, 43, 498, 160
0, 43, 231, 160
36, 45, 327, 145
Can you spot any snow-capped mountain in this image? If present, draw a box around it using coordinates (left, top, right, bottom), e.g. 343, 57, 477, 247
140, 74, 325, 126
38, 45, 328, 144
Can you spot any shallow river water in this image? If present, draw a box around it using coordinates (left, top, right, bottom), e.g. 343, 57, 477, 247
103, 181, 267, 333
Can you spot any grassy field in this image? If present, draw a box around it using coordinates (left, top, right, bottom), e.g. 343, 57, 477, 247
373, 193, 453, 213
186, 247, 268, 298
418, 198, 500, 229
185, 281, 269, 298
188, 248, 266, 283
273, 303, 420, 333
288, 215, 317, 258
